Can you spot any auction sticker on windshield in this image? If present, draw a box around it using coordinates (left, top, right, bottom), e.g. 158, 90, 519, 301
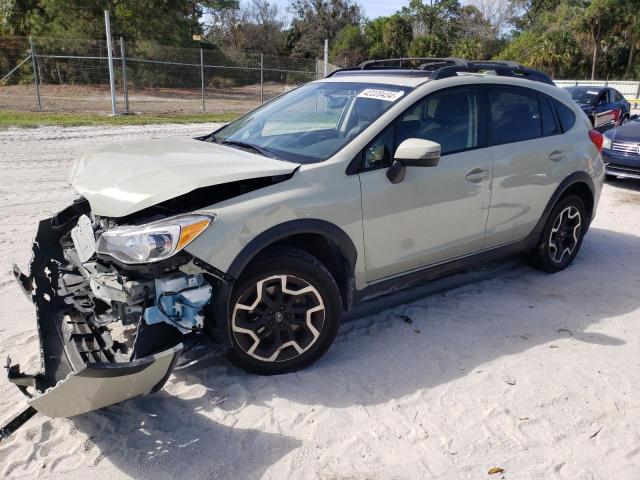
357, 89, 405, 102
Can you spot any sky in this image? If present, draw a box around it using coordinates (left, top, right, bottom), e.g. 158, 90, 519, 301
267, 0, 412, 19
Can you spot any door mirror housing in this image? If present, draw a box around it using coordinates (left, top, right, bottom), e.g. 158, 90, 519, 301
387, 138, 441, 184
395, 138, 441, 166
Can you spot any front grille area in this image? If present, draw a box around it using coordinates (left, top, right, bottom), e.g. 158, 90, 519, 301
612, 141, 640, 156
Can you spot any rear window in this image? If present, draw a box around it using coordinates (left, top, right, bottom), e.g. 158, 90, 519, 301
553, 99, 576, 132
489, 87, 542, 144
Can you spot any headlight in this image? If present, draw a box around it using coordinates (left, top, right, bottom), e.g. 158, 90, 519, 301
602, 135, 612, 150
96, 214, 212, 264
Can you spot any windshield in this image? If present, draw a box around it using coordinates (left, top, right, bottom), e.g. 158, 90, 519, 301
213, 82, 412, 163
566, 87, 599, 105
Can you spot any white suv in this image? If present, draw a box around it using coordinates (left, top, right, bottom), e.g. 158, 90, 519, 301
8, 59, 605, 417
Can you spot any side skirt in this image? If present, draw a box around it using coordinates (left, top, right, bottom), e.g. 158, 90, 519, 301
353, 237, 531, 304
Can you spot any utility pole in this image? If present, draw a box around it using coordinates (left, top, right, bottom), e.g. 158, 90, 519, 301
104, 10, 117, 115
29, 37, 42, 110
200, 48, 205, 112
324, 39, 328, 77
120, 37, 129, 114
260, 53, 264, 104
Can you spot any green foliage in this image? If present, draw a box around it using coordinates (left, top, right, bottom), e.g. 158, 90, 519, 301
331, 25, 370, 67
382, 15, 412, 58
2, 0, 640, 82
409, 35, 449, 58
451, 38, 482, 60
289, 0, 362, 58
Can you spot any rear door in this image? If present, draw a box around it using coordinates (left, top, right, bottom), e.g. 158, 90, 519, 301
483, 85, 569, 248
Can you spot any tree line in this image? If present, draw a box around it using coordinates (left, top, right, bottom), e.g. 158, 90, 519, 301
1, 0, 639, 80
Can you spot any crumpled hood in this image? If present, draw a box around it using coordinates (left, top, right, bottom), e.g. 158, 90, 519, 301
70, 138, 299, 217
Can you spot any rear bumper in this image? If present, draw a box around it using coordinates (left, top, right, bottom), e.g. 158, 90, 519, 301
6, 206, 183, 418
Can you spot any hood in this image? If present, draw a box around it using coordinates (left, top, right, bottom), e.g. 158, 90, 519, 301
608, 120, 640, 143
70, 138, 299, 217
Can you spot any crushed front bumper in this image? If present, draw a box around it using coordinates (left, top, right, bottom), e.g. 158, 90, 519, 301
7, 204, 183, 418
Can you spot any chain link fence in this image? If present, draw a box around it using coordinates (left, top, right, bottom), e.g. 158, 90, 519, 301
555, 79, 640, 102
0, 36, 339, 114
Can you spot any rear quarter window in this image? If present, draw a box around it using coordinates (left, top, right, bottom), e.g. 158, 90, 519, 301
553, 99, 576, 132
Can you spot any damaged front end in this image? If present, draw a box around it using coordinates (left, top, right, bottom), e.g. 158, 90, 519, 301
7, 199, 220, 418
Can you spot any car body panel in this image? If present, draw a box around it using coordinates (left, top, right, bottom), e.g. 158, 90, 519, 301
28, 344, 182, 418
358, 147, 493, 282
70, 138, 299, 218
484, 119, 601, 247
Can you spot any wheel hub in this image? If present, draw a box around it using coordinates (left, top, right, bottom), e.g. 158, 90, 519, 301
232, 275, 325, 362
548, 206, 582, 264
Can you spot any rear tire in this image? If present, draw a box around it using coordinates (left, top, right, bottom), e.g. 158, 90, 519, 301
523, 195, 587, 273
228, 247, 341, 375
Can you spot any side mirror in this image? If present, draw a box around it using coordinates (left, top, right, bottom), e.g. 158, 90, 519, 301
387, 138, 441, 184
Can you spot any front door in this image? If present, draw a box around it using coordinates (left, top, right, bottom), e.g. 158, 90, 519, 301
358, 86, 493, 283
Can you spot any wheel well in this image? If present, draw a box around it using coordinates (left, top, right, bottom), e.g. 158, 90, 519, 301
258, 233, 353, 311
562, 181, 594, 219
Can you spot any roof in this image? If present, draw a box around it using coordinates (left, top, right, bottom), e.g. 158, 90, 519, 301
323, 57, 554, 87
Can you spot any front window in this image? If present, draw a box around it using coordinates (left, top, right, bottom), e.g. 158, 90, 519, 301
213, 82, 412, 163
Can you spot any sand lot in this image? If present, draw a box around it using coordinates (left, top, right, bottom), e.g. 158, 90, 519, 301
1, 124, 640, 480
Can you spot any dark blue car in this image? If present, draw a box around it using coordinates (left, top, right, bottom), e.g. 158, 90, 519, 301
603, 117, 640, 179
564, 86, 631, 131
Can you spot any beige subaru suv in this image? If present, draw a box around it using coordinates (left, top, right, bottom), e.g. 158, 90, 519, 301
7, 59, 604, 418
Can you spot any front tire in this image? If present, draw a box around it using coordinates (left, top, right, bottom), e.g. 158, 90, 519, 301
524, 195, 587, 273
228, 247, 341, 374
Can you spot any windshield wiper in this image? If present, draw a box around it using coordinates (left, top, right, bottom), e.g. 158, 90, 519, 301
220, 140, 279, 159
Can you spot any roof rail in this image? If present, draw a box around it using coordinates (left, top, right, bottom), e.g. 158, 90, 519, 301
358, 57, 466, 70
326, 57, 554, 85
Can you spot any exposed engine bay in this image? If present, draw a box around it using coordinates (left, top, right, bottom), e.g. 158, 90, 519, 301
7, 197, 223, 418
2, 138, 298, 424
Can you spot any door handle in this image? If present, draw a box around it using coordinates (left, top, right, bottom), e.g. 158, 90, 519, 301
465, 168, 490, 182
549, 149, 565, 162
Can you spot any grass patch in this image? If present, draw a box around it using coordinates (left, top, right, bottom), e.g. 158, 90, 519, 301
0, 111, 238, 128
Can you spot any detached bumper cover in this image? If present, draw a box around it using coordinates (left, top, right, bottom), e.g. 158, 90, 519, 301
7, 205, 182, 418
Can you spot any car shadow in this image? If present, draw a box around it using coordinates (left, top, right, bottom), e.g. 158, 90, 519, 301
176, 226, 635, 412
69, 393, 301, 480
69, 226, 637, 479
606, 177, 640, 193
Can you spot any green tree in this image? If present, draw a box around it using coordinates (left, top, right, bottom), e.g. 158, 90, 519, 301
409, 35, 449, 57
331, 24, 369, 66
288, 0, 362, 58
451, 38, 482, 59
578, 0, 625, 79
382, 15, 412, 58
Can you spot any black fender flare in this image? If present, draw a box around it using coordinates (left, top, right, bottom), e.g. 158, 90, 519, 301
206, 219, 358, 343
526, 171, 595, 249
226, 218, 358, 280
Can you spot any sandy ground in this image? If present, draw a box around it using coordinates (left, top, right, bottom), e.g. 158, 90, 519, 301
1, 124, 640, 480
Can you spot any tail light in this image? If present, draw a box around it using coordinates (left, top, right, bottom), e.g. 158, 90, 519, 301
589, 129, 603, 152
